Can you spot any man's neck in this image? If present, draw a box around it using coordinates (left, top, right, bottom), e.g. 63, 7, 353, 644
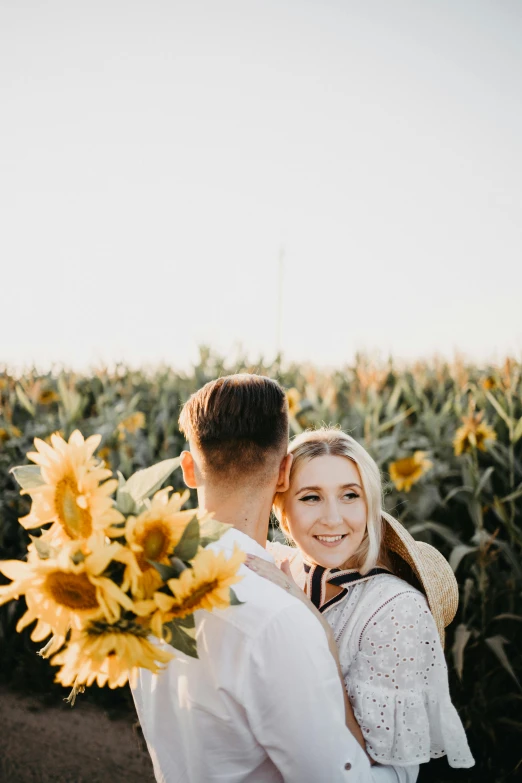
197, 485, 274, 548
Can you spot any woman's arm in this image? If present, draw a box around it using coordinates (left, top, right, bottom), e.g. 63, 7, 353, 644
245, 555, 369, 757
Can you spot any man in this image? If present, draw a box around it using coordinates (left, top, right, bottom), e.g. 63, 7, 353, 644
132, 374, 416, 782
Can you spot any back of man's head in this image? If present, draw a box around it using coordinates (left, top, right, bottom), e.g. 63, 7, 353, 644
179, 374, 288, 486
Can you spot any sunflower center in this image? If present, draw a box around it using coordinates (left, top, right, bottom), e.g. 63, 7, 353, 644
88, 618, 149, 638
393, 458, 418, 478
171, 580, 219, 615
46, 571, 99, 611
55, 476, 93, 539
136, 522, 171, 570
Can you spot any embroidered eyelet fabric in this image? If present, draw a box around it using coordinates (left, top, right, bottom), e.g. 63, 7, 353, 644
267, 543, 474, 769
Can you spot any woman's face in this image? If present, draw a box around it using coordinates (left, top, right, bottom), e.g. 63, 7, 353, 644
283, 454, 367, 569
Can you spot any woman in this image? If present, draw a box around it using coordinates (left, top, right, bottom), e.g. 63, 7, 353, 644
248, 427, 474, 772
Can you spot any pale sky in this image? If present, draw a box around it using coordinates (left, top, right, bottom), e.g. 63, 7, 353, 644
1, 0, 521, 370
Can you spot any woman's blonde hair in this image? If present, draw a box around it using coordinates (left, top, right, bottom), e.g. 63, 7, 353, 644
273, 427, 385, 574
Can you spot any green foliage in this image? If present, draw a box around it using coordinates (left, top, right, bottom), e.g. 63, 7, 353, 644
1, 350, 521, 780
118, 457, 181, 512
173, 516, 200, 561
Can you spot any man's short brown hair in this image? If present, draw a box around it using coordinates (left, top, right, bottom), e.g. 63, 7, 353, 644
179, 374, 288, 480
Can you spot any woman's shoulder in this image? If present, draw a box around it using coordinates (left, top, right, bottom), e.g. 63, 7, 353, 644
347, 572, 429, 638
359, 571, 426, 610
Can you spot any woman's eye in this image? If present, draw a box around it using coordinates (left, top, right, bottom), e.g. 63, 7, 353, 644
300, 494, 319, 502
344, 492, 359, 501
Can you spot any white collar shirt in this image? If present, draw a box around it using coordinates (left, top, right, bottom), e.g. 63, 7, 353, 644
132, 529, 410, 783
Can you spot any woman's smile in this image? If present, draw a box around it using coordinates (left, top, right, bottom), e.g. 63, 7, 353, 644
313, 533, 348, 547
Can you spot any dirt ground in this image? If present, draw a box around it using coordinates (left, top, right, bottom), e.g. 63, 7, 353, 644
0, 686, 155, 783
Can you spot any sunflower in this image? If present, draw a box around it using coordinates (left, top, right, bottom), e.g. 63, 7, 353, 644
123, 488, 196, 598
97, 446, 111, 466
454, 412, 497, 456
481, 376, 497, 392
152, 545, 245, 629
20, 430, 123, 540
0, 537, 135, 639
52, 620, 174, 690
286, 388, 301, 417
117, 412, 146, 439
389, 451, 433, 492
38, 388, 60, 405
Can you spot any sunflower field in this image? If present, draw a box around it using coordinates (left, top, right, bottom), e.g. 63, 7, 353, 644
1, 349, 521, 782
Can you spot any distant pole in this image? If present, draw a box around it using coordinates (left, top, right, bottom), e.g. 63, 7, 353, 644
276, 247, 285, 357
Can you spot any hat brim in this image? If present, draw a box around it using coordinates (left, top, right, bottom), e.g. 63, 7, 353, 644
383, 515, 459, 647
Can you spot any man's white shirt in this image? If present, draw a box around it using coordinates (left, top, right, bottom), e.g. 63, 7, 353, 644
132, 528, 418, 783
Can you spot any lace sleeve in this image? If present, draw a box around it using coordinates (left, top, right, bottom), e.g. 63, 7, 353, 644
346, 591, 474, 769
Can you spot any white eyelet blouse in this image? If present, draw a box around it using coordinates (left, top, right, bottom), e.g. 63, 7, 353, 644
267, 541, 474, 770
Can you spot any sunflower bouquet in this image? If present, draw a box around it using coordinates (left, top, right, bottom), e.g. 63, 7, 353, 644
0, 431, 244, 701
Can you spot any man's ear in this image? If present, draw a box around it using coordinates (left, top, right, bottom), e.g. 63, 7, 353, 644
180, 450, 198, 489
276, 452, 293, 493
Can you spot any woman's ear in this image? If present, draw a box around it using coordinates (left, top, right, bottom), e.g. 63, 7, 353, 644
276, 452, 293, 493
180, 450, 198, 489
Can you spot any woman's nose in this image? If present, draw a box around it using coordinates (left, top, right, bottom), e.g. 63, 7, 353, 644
321, 499, 343, 526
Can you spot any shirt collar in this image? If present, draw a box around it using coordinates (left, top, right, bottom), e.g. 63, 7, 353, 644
213, 527, 275, 563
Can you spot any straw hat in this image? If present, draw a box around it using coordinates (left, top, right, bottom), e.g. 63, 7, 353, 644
382, 513, 459, 647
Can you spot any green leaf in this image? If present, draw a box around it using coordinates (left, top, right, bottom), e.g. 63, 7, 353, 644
443, 485, 473, 505
464, 496, 482, 528
116, 470, 137, 515
148, 560, 181, 582
116, 489, 137, 516
168, 556, 191, 577
449, 544, 477, 572
485, 390, 513, 430
513, 416, 522, 443
163, 620, 199, 658
229, 588, 244, 606
385, 380, 403, 416
15, 384, 35, 415
199, 518, 232, 548
408, 520, 462, 548
57, 376, 82, 421
491, 496, 509, 524
176, 613, 195, 630
463, 577, 474, 614
475, 466, 495, 498
377, 405, 416, 434
120, 458, 180, 505
10, 465, 45, 490
173, 516, 200, 561
499, 483, 522, 504
485, 635, 522, 691
452, 623, 471, 680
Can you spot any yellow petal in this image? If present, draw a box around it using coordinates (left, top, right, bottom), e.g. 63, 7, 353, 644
93, 576, 135, 612
85, 542, 122, 576
154, 592, 176, 612
0, 560, 31, 580
133, 599, 157, 616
